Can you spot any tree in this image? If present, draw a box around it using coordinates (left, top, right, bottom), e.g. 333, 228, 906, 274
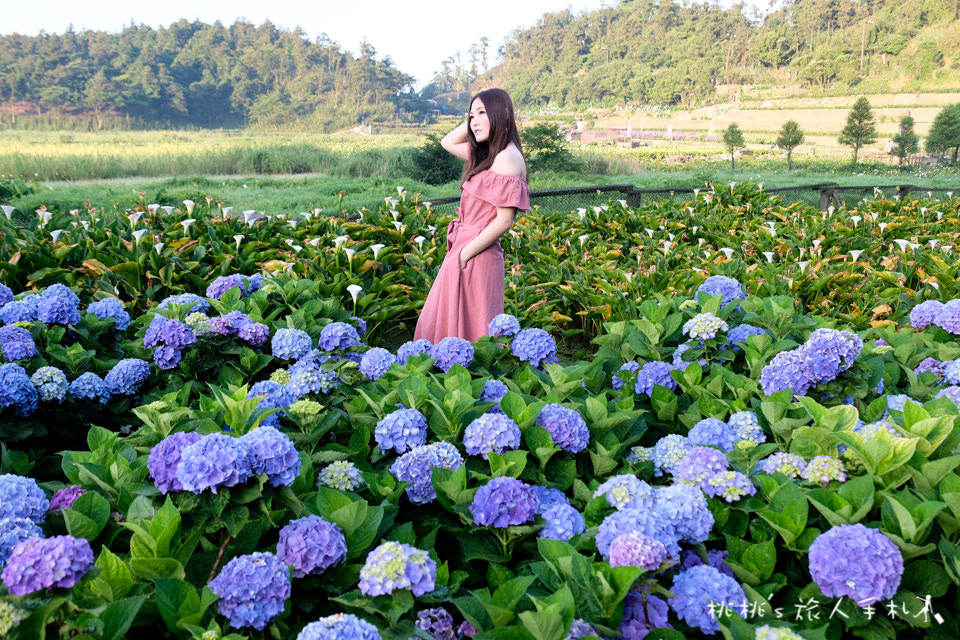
722, 123, 745, 170
838, 97, 877, 163
926, 104, 960, 164
775, 120, 805, 171
521, 123, 583, 173
889, 115, 920, 167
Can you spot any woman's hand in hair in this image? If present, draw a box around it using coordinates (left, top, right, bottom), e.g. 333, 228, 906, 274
441, 122, 471, 160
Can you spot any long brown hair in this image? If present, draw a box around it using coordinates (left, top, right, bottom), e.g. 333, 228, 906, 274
462, 88, 525, 184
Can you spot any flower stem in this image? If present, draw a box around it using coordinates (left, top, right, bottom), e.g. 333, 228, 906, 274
207, 533, 233, 584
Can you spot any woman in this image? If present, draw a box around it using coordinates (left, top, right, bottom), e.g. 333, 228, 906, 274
414, 88, 530, 344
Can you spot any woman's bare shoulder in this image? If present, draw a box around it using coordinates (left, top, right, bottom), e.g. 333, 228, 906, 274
490, 145, 526, 178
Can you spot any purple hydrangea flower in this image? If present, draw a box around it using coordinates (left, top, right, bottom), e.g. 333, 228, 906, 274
726, 323, 767, 348
68, 372, 110, 404
470, 477, 538, 528
350, 316, 367, 335
296, 614, 382, 640
30, 366, 67, 402
654, 483, 713, 544
317, 461, 363, 491
359, 348, 396, 380
1, 535, 93, 596
206, 274, 251, 300
148, 431, 204, 494
935, 386, 960, 405
670, 565, 747, 634
635, 361, 678, 395
592, 474, 654, 510
391, 442, 464, 504
0, 325, 38, 361
0, 363, 39, 416
802, 328, 863, 384
36, 284, 81, 326
462, 412, 522, 459
539, 503, 586, 541
564, 619, 598, 640
248, 380, 295, 428
0, 474, 49, 521
396, 339, 432, 365
209, 310, 253, 336
596, 508, 680, 560
674, 446, 729, 486
703, 471, 757, 502
87, 298, 130, 331
760, 452, 808, 478
176, 433, 252, 494
277, 515, 347, 578
619, 590, 671, 639
358, 541, 436, 597
535, 404, 589, 453
319, 322, 362, 351
103, 358, 150, 396
911, 300, 944, 329
488, 314, 521, 337
47, 485, 86, 515
238, 321, 269, 346
612, 360, 640, 390
511, 328, 558, 367
480, 379, 509, 403
696, 275, 745, 309
760, 348, 813, 396
374, 408, 428, 454
680, 549, 736, 578
608, 531, 666, 570
0, 518, 43, 566
272, 329, 313, 361
688, 417, 737, 451
417, 607, 456, 640
937, 299, 960, 334
153, 345, 182, 370
809, 524, 903, 606
157, 293, 210, 314
208, 552, 291, 630
430, 337, 474, 372
242, 426, 301, 487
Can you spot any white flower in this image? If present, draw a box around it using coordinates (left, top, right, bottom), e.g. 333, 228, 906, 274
878, 222, 889, 231
234, 234, 245, 250
762, 251, 775, 263
624, 272, 633, 283
618, 199, 627, 207
693, 188, 700, 197
812, 239, 821, 248
937, 211, 944, 221
577, 208, 586, 220
50, 229, 66, 241
2, 205, 15, 219
300, 211, 312, 220
928, 282, 940, 290
692, 226, 698, 234
183, 199, 195, 214
132, 229, 148, 243
426, 225, 437, 235
276, 213, 286, 220
292, 245, 303, 253
663, 241, 673, 252
222, 206, 233, 217
698, 238, 705, 247
80, 221, 90, 231
920, 207, 927, 215
827, 205, 835, 215
161, 206, 174, 214
37, 210, 52, 228
344, 248, 355, 260
578, 234, 589, 246
308, 238, 322, 247
850, 216, 861, 227
180, 219, 196, 231
645, 228, 654, 238
943, 246, 954, 255
390, 210, 400, 220
849, 250, 863, 261
719, 247, 734, 259
592, 206, 603, 214
391, 221, 403, 230
929, 239, 939, 248
730, 182, 736, 189
371, 243, 386, 259
414, 235, 426, 248
154, 243, 165, 254
147, 204, 160, 214
314, 208, 323, 215
397, 186, 405, 195
798, 261, 809, 272
894, 239, 910, 251
668, 232, 675, 241
287, 220, 298, 228
127, 211, 142, 226
423, 202, 432, 208
385, 197, 399, 207
334, 235, 349, 247
347, 284, 363, 303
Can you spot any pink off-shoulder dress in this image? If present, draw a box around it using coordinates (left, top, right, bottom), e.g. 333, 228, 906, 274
414, 170, 530, 343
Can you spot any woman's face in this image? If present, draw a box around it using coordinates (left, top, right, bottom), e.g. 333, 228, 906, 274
469, 98, 490, 143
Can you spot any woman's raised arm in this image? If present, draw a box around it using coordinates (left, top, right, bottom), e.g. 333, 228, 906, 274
441, 121, 471, 161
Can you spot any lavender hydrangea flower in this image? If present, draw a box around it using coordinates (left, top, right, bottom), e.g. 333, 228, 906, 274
103, 358, 150, 395
670, 565, 747, 634
802, 455, 846, 485
360, 348, 396, 380
358, 541, 437, 597
297, 614, 382, 640
148, 431, 204, 494
479, 379, 509, 413
726, 323, 766, 348
635, 360, 678, 395
760, 348, 813, 396
157, 293, 210, 314
391, 442, 464, 504
539, 503, 586, 541
687, 417, 736, 451
596, 508, 680, 560
511, 328, 559, 367
30, 366, 67, 402
208, 552, 291, 630
683, 312, 728, 341
471, 477, 538, 528
238, 321, 269, 346
242, 426, 301, 487
675, 447, 729, 486
696, 275, 745, 309
564, 619, 598, 640
47, 485, 86, 515
374, 408, 428, 454
319, 322, 362, 351
36, 284, 81, 326
209, 310, 253, 336
0, 325, 37, 361
910, 300, 943, 329
417, 607, 456, 640
317, 461, 363, 491
651, 434, 691, 476
937, 299, 960, 334
1, 535, 93, 596
177, 433, 252, 494
87, 298, 130, 331
430, 337, 474, 372
272, 329, 312, 361
396, 339, 432, 364
654, 483, 713, 544
68, 372, 110, 404
593, 474, 654, 510
612, 360, 639, 390
620, 590, 671, 639
206, 274, 251, 300
463, 413, 522, 459
802, 328, 863, 384
488, 314, 521, 337
808, 524, 903, 606
680, 549, 736, 578
535, 404, 590, 453
0, 363, 39, 416
703, 471, 757, 502
277, 515, 347, 578
760, 452, 808, 478
608, 531, 666, 570
0, 474, 49, 521
0, 518, 43, 566
153, 345, 181, 370
935, 386, 960, 405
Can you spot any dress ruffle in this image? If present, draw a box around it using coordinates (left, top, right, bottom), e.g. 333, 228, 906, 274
462, 170, 531, 212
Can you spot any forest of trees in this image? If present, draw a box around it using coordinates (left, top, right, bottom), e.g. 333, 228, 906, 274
0, 20, 415, 130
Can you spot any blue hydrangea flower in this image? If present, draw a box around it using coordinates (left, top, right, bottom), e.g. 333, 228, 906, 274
153, 345, 182, 370
935, 386, 960, 405
534, 486, 570, 513
809, 523, 903, 606
760, 452, 808, 478
177, 433, 252, 494
148, 431, 205, 494
915, 357, 945, 379
272, 329, 312, 361
396, 339, 433, 365
886, 394, 912, 412
703, 471, 757, 502
296, 614, 382, 640
0, 535, 93, 596
511, 328, 558, 367
625, 445, 653, 464
350, 316, 367, 335
358, 541, 437, 597
802, 455, 846, 485
612, 360, 639, 390
535, 404, 589, 453
0, 363, 39, 416
463, 413, 522, 459
620, 590, 671, 639
635, 360, 678, 395
0, 325, 37, 362
688, 417, 737, 451
417, 608, 456, 640
593, 475, 654, 510
30, 366, 68, 403
287, 358, 338, 396
248, 380, 295, 428
206, 274, 251, 300
596, 508, 680, 560
727, 411, 766, 446
359, 348, 396, 380
144, 317, 197, 350
319, 322, 362, 351
277, 515, 347, 578
392, 442, 464, 504
539, 503, 586, 541
697, 275, 745, 309
0, 517, 43, 566
374, 408, 428, 454
608, 531, 666, 570
802, 328, 863, 385
651, 434, 691, 476
210, 310, 253, 336
0, 299, 38, 325
479, 379, 509, 412
36, 284, 80, 326
564, 619, 598, 640
157, 293, 211, 314
726, 323, 767, 348
680, 549, 736, 578
242, 426, 301, 487
317, 461, 363, 491
68, 372, 110, 404
87, 298, 130, 331
654, 483, 713, 544
185, 312, 213, 337
683, 312, 728, 340
672, 342, 708, 371
670, 565, 747, 634
937, 299, 960, 334
910, 300, 943, 329
430, 337, 474, 372
104, 358, 150, 396
488, 314, 521, 337
209, 552, 291, 630
471, 477, 538, 528
0, 284, 12, 307
674, 447, 729, 486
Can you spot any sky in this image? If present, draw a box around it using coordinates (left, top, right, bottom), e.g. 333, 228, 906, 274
4, 0, 620, 88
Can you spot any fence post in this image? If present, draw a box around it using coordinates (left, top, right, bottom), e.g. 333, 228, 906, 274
625, 187, 642, 208
819, 189, 843, 211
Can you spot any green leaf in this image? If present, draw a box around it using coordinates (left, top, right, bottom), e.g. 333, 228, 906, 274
155, 578, 200, 633
99, 595, 148, 640
129, 557, 185, 580
518, 611, 566, 640
329, 499, 384, 559
94, 547, 134, 600
500, 392, 526, 421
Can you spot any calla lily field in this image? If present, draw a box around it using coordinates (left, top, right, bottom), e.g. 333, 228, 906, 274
3, 182, 960, 639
